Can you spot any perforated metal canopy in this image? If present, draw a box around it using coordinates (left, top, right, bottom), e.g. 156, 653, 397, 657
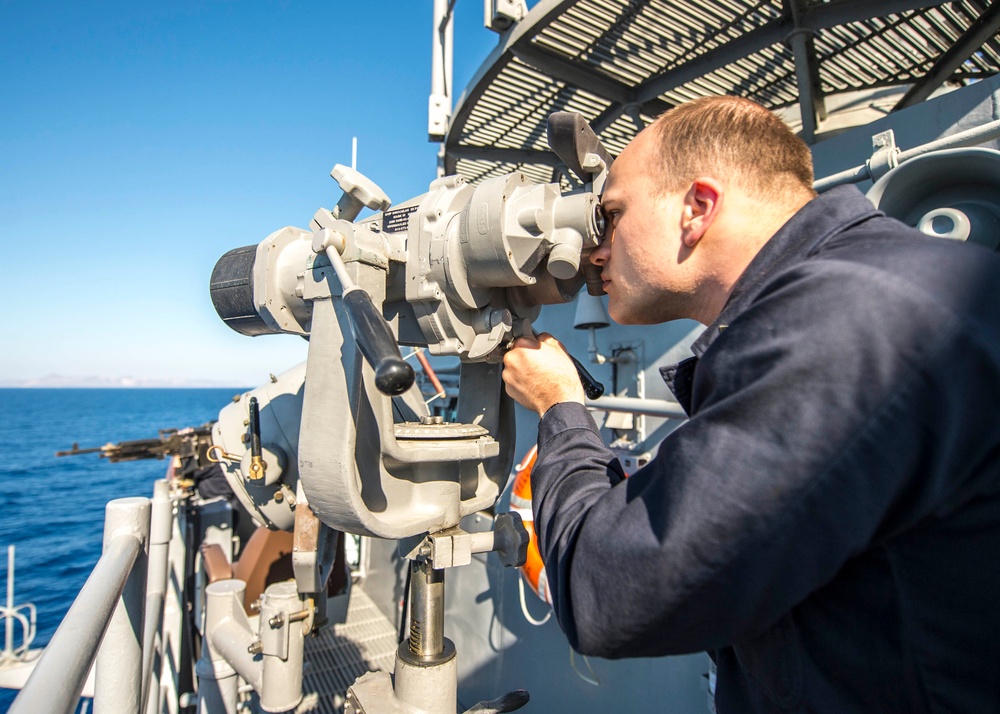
444, 0, 1000, 185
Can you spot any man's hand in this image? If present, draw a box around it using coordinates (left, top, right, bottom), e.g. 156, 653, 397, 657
502, 332, 586, 417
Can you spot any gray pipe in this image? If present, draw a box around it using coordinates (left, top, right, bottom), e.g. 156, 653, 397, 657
586, 396, 688, 420
211, 619, 263, 693
813, 118, 1000, 193
197, 580, 246, 714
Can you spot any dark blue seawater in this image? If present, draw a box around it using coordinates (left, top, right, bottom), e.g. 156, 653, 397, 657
0, 388, 245, 712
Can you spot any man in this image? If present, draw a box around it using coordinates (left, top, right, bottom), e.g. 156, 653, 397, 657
502, 96, 1000, 712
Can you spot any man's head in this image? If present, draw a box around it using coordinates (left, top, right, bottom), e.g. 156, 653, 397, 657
649, 95, 816, 202
592, 96, 817, 325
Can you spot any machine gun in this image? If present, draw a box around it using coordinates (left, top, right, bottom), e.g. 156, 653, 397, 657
203, 113, 612, 714
56, 424, 215, 464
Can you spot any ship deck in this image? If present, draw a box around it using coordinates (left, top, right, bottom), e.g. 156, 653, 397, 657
301, 587, 398, 714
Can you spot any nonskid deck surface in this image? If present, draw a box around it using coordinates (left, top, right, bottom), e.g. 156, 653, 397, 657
299, 586, 398, 713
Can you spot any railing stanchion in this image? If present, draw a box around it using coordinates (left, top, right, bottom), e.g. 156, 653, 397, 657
142, 479, 174, 714
96, 497, 151, 714
5, 545, 14, 659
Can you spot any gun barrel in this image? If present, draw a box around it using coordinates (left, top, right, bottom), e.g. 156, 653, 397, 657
55, 444, 106, 457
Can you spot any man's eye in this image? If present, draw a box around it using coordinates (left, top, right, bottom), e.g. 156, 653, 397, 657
600, 209, 618, 238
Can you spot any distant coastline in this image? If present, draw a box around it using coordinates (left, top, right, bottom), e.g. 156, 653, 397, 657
0, 375, 248, 389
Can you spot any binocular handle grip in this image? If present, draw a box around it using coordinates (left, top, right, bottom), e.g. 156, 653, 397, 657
342, 290, 415, 395
567, 353, 605, 400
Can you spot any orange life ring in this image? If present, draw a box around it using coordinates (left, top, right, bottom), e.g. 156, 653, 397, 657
509, 444, 552, 605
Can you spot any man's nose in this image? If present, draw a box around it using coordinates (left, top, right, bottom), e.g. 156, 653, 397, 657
590, 239, 609, 266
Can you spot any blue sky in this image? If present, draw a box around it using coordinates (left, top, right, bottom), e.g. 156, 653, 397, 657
0, 1, 505, 386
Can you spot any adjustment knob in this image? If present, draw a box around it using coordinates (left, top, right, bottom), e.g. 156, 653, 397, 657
547, 241, 581, 280
492, 512, 529, 568
330, 164, 391, 221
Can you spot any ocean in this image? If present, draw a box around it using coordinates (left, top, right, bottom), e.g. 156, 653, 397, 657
0, 387, 245, 713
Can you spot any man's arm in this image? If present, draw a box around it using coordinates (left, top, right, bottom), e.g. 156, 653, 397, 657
506, 263, 975, 659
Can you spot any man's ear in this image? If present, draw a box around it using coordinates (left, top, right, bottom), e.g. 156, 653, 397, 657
681, 178, 723, 248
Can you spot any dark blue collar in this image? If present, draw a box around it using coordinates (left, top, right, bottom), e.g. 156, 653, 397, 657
661, 185, 881, 411
691, 185, 880, 358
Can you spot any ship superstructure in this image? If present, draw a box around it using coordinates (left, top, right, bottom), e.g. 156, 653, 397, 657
4, 2, 1000, 713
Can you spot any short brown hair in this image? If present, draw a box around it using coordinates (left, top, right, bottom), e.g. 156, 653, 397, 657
650, 96, 816, 202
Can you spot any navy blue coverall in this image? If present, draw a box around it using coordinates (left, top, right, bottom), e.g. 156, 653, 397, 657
531, 186, 1000, 712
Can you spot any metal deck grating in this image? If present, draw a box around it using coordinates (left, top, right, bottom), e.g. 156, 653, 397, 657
299, 586, 398, 714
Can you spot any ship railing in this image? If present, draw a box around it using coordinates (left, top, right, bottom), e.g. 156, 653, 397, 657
2, 546, 38, 666
8, 479, 175, 714
0, 602, 36, 665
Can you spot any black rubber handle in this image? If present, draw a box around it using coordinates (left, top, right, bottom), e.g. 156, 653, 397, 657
342, 290, 415, 395
568, 353, 605, 400
248, 397, 262, 458
463, 689, 530, 714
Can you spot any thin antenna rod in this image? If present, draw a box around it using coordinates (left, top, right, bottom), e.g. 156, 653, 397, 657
352, 137, 358, 170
